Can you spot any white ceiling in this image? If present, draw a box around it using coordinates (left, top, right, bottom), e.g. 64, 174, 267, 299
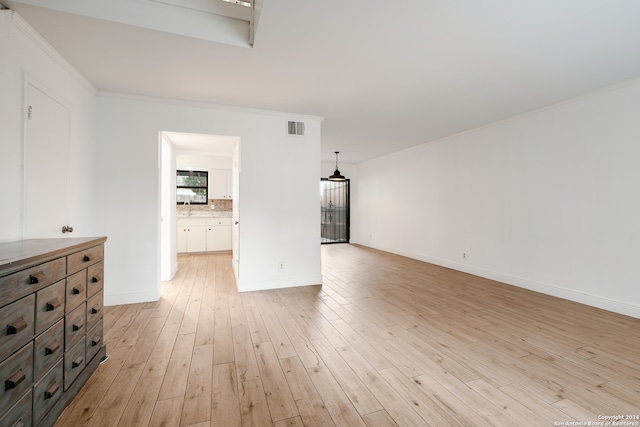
5, 0, 640, 163
164, 131, 238, 156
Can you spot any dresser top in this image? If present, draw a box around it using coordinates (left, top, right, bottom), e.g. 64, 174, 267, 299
0, 237, 107, 275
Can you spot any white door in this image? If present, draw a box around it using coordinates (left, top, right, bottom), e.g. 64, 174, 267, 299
232, 142, 240, 278
24, 83, 71, 238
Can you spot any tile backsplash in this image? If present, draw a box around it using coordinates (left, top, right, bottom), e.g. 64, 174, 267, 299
177, 199, 232, 214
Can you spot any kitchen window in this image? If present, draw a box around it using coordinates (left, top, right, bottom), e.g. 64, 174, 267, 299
177, 170, 208, 204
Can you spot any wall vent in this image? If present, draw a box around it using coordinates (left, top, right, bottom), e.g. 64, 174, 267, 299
288, 121, 305, 136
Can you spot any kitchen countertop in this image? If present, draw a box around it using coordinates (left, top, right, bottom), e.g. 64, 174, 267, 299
177, 212, 232, 218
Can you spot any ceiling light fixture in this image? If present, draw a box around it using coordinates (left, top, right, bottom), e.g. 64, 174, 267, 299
222, 0, 251, 7
328, 151, 346, 181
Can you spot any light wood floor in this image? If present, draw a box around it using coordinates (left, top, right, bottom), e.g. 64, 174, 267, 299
55, 244, 640, 426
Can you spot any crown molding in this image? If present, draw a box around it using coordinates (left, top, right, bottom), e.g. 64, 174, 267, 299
9, 10, 96, 93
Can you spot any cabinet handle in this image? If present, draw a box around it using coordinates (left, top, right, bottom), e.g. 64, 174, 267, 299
72, 357, 84, 368
72, 322, 84, 332
91, 274, 102, 283
46, 298, 61, 311
83, 255, 91, 262
91, 306, 101, 315
5, 369, 25, 390
91, 337, 102, 347
45, 383, 60, 399
72, 287, 81, 295
29, 274, 39, 284
6, 318, 27, 335
45, 341, 60, 355
62, 225, 74, 233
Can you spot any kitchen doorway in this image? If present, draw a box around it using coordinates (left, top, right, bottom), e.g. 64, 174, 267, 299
320, 178, 350, 244
159, 131, 240, 281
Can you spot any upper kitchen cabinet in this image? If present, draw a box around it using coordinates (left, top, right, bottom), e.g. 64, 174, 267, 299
211, 169, 232, 200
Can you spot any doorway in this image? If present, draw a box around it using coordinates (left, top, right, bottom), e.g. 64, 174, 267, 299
320, 178, 350, 244
159, 131, 240, 281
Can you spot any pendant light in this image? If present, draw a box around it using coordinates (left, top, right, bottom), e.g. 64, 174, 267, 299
328, 151, 346, 181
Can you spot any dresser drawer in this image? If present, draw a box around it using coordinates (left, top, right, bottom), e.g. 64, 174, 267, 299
67, 244, 103, 275
86, 291, 103, 332
65, 302, 86, 351
34, 360, 64, 425
35, 279, 65, 334
65, 270, 86, 312
0, 389, 32, 427
86, 320, 104, 362
0, 342, 33, 412
0, 257, 66, 307
0, 294, 35, 362
34, 319, 64, 380
86, 261, 104, 298
64, 339, 86, 390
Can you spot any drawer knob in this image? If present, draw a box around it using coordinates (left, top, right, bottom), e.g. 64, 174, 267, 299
45, 383, 60, 399
83, 255, 91, 262
6, 318, 27, 335
91, 275, 102, 283
5, 369, 25, 390
72, 356, 84, 368
91, 337, 102, 347
72, 322, 84, 332
91, 306, 101, 315
45, 341, 60, 355
29, 274, 39, 284
46, 298, 61, 311
72, 287, 81, 295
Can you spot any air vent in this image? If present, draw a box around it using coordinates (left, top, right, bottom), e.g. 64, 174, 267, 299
288, 121, 305, 136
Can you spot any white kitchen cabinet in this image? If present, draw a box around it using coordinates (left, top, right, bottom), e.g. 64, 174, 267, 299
177, 218, 207, 253
206, 218, 232, 251
178, 217, 231, 252
211, 169, 232, 199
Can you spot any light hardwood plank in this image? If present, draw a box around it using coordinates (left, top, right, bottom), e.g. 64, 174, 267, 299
211, 362, 241, 427
52, 247, 640, 427
181, 344, 214, 426
254, 341, 299, 421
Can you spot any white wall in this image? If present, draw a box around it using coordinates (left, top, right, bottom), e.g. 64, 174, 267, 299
353, 78, 640, 318
96, 94, 323, 304
0, 11, 96, 243
1, 11, 323, 306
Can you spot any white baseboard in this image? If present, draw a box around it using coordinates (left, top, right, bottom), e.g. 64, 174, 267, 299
238, 274, 323, 293
104, 289, 159, 306
351, 240, 640, 319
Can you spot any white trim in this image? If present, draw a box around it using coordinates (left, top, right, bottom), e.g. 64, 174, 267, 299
104, 289, 160, 306
97, 90, 325, 123
237, 274, 323, 293
362, 74, 640, 164
10, 11, 96, 93
352, 240, 640, 320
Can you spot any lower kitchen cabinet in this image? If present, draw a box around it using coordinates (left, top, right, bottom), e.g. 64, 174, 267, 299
206, 218, 232, 251
178, 217, 231, 253
0, 237, 107, 427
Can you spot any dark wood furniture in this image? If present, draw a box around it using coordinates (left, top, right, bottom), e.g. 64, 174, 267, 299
0, 237, 107, 427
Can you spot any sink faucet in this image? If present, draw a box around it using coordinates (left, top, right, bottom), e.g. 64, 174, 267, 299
184, 200, 192, 216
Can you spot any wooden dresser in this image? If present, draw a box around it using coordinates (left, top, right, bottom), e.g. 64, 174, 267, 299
0, 237, 107, 427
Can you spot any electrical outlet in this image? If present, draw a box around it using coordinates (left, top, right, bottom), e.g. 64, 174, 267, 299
278, 262, 285, 271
